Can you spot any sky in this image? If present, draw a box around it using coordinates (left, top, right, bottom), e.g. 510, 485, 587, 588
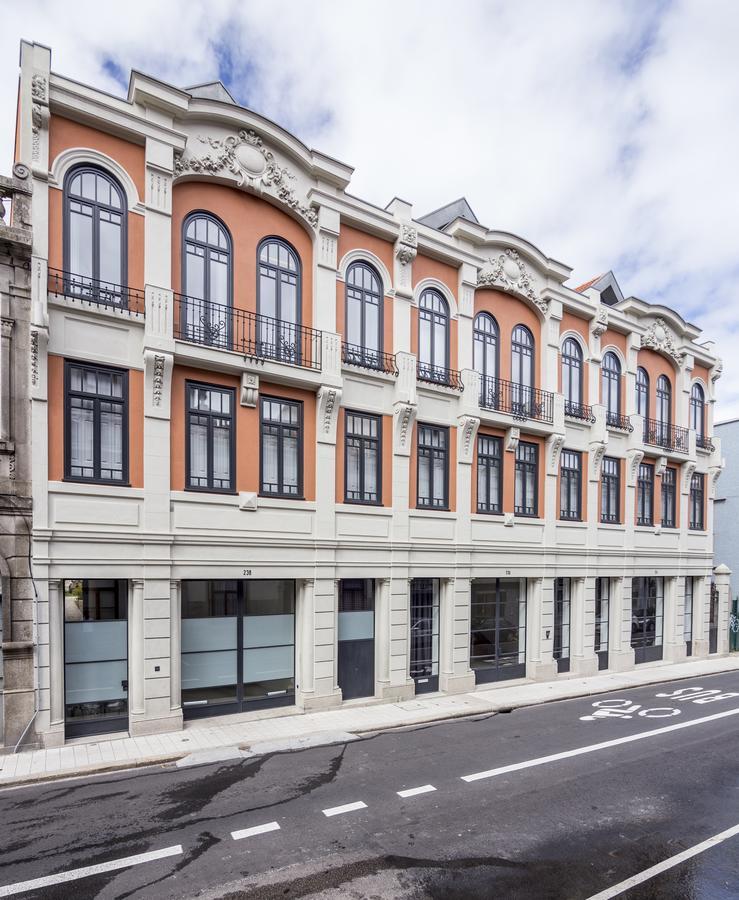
2, 0, 738, 417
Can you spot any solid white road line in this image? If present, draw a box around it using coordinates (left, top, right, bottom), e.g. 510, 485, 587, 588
231, 821, 281, 841
397, 784, 437, 798
322, 801, 367, 817
461, 706, 739, 783
586, 822, 739, 899
0, 845, 183, 898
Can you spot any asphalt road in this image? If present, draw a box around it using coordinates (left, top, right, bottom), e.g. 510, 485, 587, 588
1, 671, 738, 899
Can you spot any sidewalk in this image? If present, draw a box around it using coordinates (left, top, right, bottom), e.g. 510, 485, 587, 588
2, 655, 737, 788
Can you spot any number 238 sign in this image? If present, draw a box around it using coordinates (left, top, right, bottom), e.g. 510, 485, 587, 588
579, 686, 739, 722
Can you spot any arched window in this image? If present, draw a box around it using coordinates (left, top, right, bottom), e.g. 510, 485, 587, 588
561, 337, 583, 410
257, 238, 302, 363
345, 261, 382, 368
182, 213, 232, 347
473, 312, 499, 381
636, 367, 650, 419
511, 325, 535, 414
601, 352, 621, 424
418, 289, 449, 381
64, 165, 126, 303
656, 375, 671, 425
690, 383, 705, 441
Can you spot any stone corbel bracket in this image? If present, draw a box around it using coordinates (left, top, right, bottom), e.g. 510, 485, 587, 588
317, 385, 342, 445
591, 307, 608, 338
505, 426, 521, 453
393, 401, 417, 456
681, 460, 697, 493
654, 455, 667, 478
708, 463, 723, 498
240, 372, 259, 407
394, 224, 417, 297
144, 349, 173, 418
589, 439, 608, 482
546, 433, 566, 475
627, 448, 644, 485
457, 415, 480, 465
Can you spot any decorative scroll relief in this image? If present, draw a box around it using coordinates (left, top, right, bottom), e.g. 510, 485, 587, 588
240, 372, 259, 408
589, 441, 607, 481
317, 385, 341, 444
640, 318, 686, 364
31, 74, 47, 101
711, 358, 723, 383
393, 402, 417, 456
709, 465, 723, 498
394, 224, 417, 292
505, 426, 520, 453
30, 330, 39, 387
457, 415, 480, 465
682, 461, 696, 493
477, 249, 548, 314
546, 433, 565, 474
592, 307, 608, 337
152, 355, 166, 407
628, 448, 644, 483
174, 129, 318, 228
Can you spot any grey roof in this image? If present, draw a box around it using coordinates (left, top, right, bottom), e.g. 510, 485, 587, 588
417, 197, 480, 231
186, 81, 237, 104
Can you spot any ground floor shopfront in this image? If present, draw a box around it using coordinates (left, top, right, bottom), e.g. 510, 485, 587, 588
36, 567, 731, 745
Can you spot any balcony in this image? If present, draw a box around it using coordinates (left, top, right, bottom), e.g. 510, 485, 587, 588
48, 268, 145, 316
643, 418, 689, 454
479, 375, 554, 424
696, 434, 715, 453
416, 362, 464, 391
341, 342, 397, 376
173, 293, 322, 371
606, 411, 633, 432
564, 400, 596, 424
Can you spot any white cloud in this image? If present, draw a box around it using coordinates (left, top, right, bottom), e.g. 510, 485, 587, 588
2, 0, 738, 413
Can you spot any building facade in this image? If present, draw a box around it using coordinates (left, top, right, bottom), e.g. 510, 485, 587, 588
11, 41, 730, 747
713, 419, 739, 603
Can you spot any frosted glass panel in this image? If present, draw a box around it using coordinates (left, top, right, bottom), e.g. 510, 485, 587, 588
338, 611, 374, 641
243, 645, 294, 682
65, 621, 126, 663
182, 617, 237, 653
182, 650, 237, 691
65, 660, 127, 704
243, 614, 293, 648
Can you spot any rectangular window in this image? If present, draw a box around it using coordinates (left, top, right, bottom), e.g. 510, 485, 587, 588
637, 462, 654, 526
65, 361, 128, 484
661, 467, 676, 528
417, 425, 448, 509
559, 450, 582, 521
476, 434, 502, 514
344, 411, 381, 504
689, 472, 705, 530
600, 457, 620, 524
514, 441, 538, 517
260, 397, 303, 497
186, 383, 235, 492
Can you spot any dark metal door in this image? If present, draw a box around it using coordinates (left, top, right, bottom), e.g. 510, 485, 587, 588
709, 583, 719, 654
595, 577, 610, 671
631, 577, 664, 664
470, 579, 527, 684
337, 580, 375, 701
553, 578, 571, 673
410, 579, 439, 693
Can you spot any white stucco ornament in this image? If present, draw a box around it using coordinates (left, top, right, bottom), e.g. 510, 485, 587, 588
640, 317, 685, 364
174, 129, 318, 228
477, 249, 548, 313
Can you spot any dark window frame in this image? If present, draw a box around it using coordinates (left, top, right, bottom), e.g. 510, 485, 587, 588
636, 366, 650, 419
473, 312, 500, 381
561, 337, 583, 405
637, 462, 655, 526
689, 472, 705, 530
511, 324, 535, 388
601, 351, 622, 420
344, 409, 382, 506
690, 383, 705, 439
661, 466, 676, 528
257, 236, 303, 326
344, 261, 384, 358
185, 381, 237, 494
64, 359, 129, 485
259, 395, 304, 499
559, 449, 582, 521
63, 164, 128, 289
416, 423, 449, 510
656, 374, 672, 427
182, 211, 234, 304
600, 456, 620, 524
476, 433, 503, 515
418, 289, 450, 373
514, 440, 539, 517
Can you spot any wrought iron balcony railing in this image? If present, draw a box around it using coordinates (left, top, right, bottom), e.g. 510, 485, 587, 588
48, 267, 145, 315
479, 375, 554, 424
606, 411, 633, 432
564, 400, 596, 423
416, 362, 464, 391
341, 342, 397, 375
174, 293, 322, 370
643, 418, 689, 453
696, 434, 715, 453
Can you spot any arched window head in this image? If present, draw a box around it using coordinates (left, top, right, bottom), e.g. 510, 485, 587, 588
345, 261, 383, 366
561, 337, 583, 406
601, 351, 621, 419
257, 238, 302, 364
636, 367, 650, 418
512, 325, 534, 388
690, 383, 706, 438
418, 289, 449, 376
182, 213, 233, 347
473, 312, 499, 381
656, 374, 672, 426
64, 165, 127, 296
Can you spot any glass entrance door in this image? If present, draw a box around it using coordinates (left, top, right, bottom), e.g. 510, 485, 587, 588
595, 578, 610, 670
181, 580, 295, 719
64, 579, 128, 738
470, 579, 527, 683
410, 579, 439, 693
631, 577, 664, 663
553, 578, 571, 673
684, 578, 694, 657
337, 579, 375, 700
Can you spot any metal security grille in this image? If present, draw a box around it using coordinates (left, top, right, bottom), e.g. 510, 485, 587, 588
410, 579, 440, 693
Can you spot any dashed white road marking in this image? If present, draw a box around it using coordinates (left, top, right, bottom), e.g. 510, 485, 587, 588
585, 822, 739, 899
322, 801, 367, 817
231, 821, 281, 841
397, 785, 437, 798
0, 845, 183, 897
461, 706, 739, 782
